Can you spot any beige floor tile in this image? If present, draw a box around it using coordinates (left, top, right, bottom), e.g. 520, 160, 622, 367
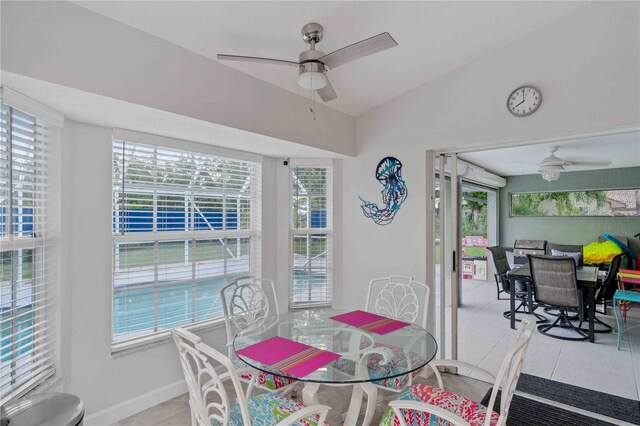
153, 408, 191, 426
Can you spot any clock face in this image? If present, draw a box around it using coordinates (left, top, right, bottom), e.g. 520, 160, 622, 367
508, 86, 542, 117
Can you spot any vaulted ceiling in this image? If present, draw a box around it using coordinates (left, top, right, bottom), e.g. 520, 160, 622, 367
73, 1, 588, 116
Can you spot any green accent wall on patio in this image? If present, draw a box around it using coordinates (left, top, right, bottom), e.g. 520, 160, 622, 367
499, 167, 640, 255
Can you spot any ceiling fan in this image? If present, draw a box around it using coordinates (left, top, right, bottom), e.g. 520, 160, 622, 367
217, 23, 398, 102
538, 146, 611, 181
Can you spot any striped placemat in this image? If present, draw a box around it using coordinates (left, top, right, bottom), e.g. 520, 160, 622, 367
236, 336, 340, 377
330, 310, 410, 334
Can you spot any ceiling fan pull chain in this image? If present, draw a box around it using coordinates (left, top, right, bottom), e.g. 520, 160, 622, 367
309, 77, 317, 122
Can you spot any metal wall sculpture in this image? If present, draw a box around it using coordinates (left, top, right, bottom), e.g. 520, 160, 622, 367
359, 156, 408, 225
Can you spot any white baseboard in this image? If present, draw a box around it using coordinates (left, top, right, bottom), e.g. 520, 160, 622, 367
83, 380, 187, 426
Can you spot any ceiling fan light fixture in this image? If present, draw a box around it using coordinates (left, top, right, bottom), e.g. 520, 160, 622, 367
538, 164, 564, 182
297, 70, 327, 90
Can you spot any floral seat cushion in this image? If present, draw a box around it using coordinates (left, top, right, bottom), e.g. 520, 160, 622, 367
234, 359, 296, 391
332, 343, 426, 390
379, 383, 500, 426
226, 393, 328, 426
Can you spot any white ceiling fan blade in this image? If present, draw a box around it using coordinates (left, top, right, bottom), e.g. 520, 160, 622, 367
320, 32, 397, 69
562, 158, 613, 167
217, 54, 299, 67
316, 78, 337, 102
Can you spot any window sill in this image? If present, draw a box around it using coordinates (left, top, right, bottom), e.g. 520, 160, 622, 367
110, 317, 226, 357
289, 302, 333, 310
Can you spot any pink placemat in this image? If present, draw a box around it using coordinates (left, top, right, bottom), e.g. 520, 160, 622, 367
330, 310, 410, 334
236, 336, 341, 377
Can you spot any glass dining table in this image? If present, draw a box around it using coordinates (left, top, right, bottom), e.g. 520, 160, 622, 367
234, 308, 438, 426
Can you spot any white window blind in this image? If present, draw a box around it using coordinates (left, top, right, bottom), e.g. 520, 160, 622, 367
1, 103, 55, 402
290, 165, 332, 307
112, 138, 261, 350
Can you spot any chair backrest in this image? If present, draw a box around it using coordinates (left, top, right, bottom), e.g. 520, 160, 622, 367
172, 327, 251, 426
528, 254, 579, 307
485, 316, 536, 426
597, 252, 626, 302
388, 275, 414, 285
487, 246, 510, 275
365, 276, 430, 328
220, 276, 279, 358
546, 243, 584, 266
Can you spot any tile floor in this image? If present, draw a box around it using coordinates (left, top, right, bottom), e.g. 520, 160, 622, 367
455, 277, 640, 401
118, 278, 640, 425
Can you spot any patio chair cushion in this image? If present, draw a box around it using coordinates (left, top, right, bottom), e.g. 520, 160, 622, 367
379, 383, 500, 426
332, 343, 426, 390
234, 360, 296, 390
226, 393, 328, 426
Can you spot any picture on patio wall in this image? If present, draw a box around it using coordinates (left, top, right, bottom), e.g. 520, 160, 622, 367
359, 156, 408, 225
510, 188, 640, 217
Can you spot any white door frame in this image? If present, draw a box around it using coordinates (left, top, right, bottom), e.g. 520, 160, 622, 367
427, 152, 460, 360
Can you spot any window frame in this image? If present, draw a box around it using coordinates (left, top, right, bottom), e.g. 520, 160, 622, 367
509, 187, 640, 217
288, 159, 333, 309
0, 103, 55, 401
110, 133, 262, 352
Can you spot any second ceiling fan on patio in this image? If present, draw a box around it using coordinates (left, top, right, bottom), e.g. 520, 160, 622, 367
537, 146, 611, 181
217, 23, 398, 102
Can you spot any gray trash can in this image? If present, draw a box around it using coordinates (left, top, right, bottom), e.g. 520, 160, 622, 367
2, 393, 83, 426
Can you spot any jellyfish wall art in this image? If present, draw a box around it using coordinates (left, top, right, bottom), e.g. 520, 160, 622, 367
359, 156, 408, 225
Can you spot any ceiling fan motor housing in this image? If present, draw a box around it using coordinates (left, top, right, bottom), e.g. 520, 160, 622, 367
301, 22, 324, 44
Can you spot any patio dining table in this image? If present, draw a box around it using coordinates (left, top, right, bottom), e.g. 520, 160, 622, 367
507, 263, 599, 342
233, 308, 438, 426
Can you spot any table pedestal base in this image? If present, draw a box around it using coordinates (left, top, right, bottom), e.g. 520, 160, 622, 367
302, 382, 378, 426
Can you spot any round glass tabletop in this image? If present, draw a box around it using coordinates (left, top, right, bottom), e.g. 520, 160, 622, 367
233, 308, 438, 384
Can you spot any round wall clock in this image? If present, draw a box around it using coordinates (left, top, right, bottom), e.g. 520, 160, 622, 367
507, 86, 542, 117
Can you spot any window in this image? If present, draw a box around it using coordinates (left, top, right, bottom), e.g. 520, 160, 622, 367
510, 189, 640, 217
1, 103, 54, 400
112, 137, 261, 349
290, 163, 332, 307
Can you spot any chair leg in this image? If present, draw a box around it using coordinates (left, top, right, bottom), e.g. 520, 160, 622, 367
504, 301, 547, 323
577, 296, 611, 333
495, 276, 506, 300
246, 376, 256, 400
578, 315, 612, 333
538, 309, 588, 341
525, 302, 549, 323
614, 297, 623, 350
503, 300, 526, 321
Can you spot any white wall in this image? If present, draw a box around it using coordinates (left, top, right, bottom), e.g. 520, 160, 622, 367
339, 2, 639, 316
59, 119, 284, 423
1, 1, 355, 157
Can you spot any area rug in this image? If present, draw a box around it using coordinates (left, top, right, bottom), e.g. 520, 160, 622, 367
515, 373, 640, 425
481, 392, 620, 426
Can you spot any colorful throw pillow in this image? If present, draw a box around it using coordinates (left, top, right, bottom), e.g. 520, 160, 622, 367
551, 249, 581, 266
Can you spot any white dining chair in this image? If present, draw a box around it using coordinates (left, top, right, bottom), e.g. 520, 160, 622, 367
220, 277, 297, 398
380, 316, 536, 426
172, 327, 330, 426
363, 276, 430, 393
328, 276, 431, 424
